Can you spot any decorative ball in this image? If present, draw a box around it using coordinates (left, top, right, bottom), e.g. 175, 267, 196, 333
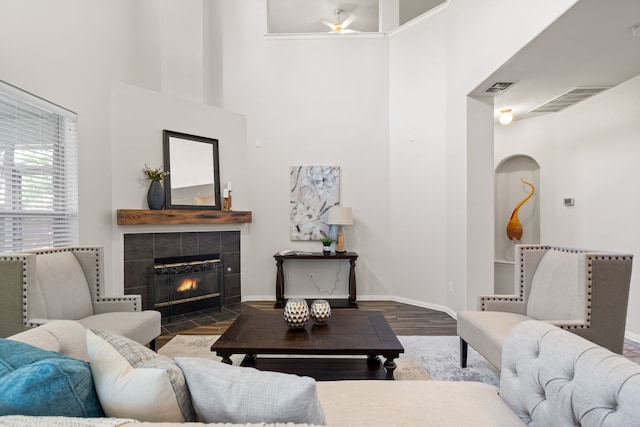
310, 299, 331, 326
283, 298, 309, 329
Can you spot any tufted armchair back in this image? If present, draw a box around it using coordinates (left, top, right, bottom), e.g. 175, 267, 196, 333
501, 320, 640, 426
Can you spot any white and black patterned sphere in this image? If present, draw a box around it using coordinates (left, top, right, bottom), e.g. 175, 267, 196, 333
310, 299, 331, 326
283, 298, 309, 329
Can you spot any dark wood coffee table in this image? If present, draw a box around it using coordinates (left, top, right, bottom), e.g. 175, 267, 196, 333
211, 310, 404, 380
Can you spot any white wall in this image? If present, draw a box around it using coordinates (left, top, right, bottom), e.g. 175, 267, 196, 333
443, 0, 577, 312
0, 0, 246, 295
0, 0, 149, 288
211, 0, 578, 309
160, 0, 205, 103
214, 3, 392, 300
388, 8, 449, 309
385, 0, 577, 312
495, 74, 640, 336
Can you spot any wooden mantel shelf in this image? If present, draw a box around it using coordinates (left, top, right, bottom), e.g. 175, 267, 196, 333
117, 209, 252, 225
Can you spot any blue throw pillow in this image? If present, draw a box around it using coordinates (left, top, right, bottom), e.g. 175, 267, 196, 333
0, 338, 104, 417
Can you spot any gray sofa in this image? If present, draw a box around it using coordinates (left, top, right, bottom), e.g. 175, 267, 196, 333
3, 318, 640, 426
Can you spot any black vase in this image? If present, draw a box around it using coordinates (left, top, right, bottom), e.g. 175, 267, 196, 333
147, 181, 165, 210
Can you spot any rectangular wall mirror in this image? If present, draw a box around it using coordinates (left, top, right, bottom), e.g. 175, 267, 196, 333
163, 130, 221, 210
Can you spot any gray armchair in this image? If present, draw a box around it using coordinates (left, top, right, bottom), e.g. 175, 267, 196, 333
457, 245, 633, 369
0, 246, 161, 349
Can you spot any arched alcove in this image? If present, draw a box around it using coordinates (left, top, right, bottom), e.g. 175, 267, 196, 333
494, 155, 540, 293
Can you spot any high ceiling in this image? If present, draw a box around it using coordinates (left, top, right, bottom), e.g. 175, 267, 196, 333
471, 0, 640, 123
267, 0, 445, 33
266, 1, 640, 124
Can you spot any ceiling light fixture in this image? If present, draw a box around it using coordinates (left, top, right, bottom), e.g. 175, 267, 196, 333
329, 9, 344, 33
499, 109, 514, 125
322, 9, 357, 33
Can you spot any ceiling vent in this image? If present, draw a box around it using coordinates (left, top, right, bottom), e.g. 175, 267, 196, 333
530, 87, 611, 113
485, 82, 514, 94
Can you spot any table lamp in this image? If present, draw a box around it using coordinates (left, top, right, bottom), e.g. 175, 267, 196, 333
327, 207, 353, 253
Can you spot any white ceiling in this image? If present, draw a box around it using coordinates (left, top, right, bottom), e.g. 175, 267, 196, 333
267, 0, 640, 124
267, 0, 379, 33
267, 0, 445, 33
471, 0, 640, 123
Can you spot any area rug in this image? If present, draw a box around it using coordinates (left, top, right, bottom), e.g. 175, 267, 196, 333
159, 335, 499, 386
398, 336, 500, 386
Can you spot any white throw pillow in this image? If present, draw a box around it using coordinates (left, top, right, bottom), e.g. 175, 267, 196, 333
527, 249, 587, 322
175, 357, 326, 425
86, 329, 196, 422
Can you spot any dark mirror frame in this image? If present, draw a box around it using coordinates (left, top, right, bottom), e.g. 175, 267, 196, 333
162, 130, 221, 210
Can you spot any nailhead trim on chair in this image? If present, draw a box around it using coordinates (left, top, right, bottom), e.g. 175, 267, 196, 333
75, 247, 142, 311
482, 245, 593, 330
0, 254, 31, 327
480, 245, 549, 311
93, 248, 101, 298
16, 247, 145, 326
19, 248, 93, 327
22, 257, 29, 326
481, 245, 633, 332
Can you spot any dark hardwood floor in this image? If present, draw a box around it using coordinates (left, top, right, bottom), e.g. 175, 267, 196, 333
157, 300, 640, 364
158, 301, 457, 348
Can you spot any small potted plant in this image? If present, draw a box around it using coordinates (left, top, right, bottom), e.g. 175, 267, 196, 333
320, 237, 334, 256
143, 164, 170, 182
142, 164, 169, 210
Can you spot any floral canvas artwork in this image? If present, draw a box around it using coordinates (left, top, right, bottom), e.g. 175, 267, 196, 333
290, 166, 340, 240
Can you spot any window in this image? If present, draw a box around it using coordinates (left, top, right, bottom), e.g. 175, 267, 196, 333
0, 81, 78, 252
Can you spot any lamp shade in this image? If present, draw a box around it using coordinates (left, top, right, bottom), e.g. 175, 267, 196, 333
327, 207, 353, 225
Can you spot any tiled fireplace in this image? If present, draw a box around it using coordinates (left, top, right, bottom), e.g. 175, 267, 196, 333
123, 231, 241, 317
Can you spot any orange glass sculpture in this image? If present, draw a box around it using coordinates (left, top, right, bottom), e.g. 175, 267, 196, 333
506, 178, 535, 241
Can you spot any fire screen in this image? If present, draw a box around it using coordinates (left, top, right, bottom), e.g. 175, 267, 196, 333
149, 253, 223, 319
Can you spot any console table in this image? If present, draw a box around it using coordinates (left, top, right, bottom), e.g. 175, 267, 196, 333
273, 252, 358, 308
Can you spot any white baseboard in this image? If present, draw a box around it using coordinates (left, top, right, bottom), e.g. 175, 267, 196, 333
241, 295, 276, 302
359, 295, 457, 319
625, 331, 640, 345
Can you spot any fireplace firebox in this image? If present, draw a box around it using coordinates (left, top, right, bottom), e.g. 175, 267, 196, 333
149, 253, 223, 320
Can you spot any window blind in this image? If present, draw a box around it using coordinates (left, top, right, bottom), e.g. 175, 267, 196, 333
0, 81, 78, 252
